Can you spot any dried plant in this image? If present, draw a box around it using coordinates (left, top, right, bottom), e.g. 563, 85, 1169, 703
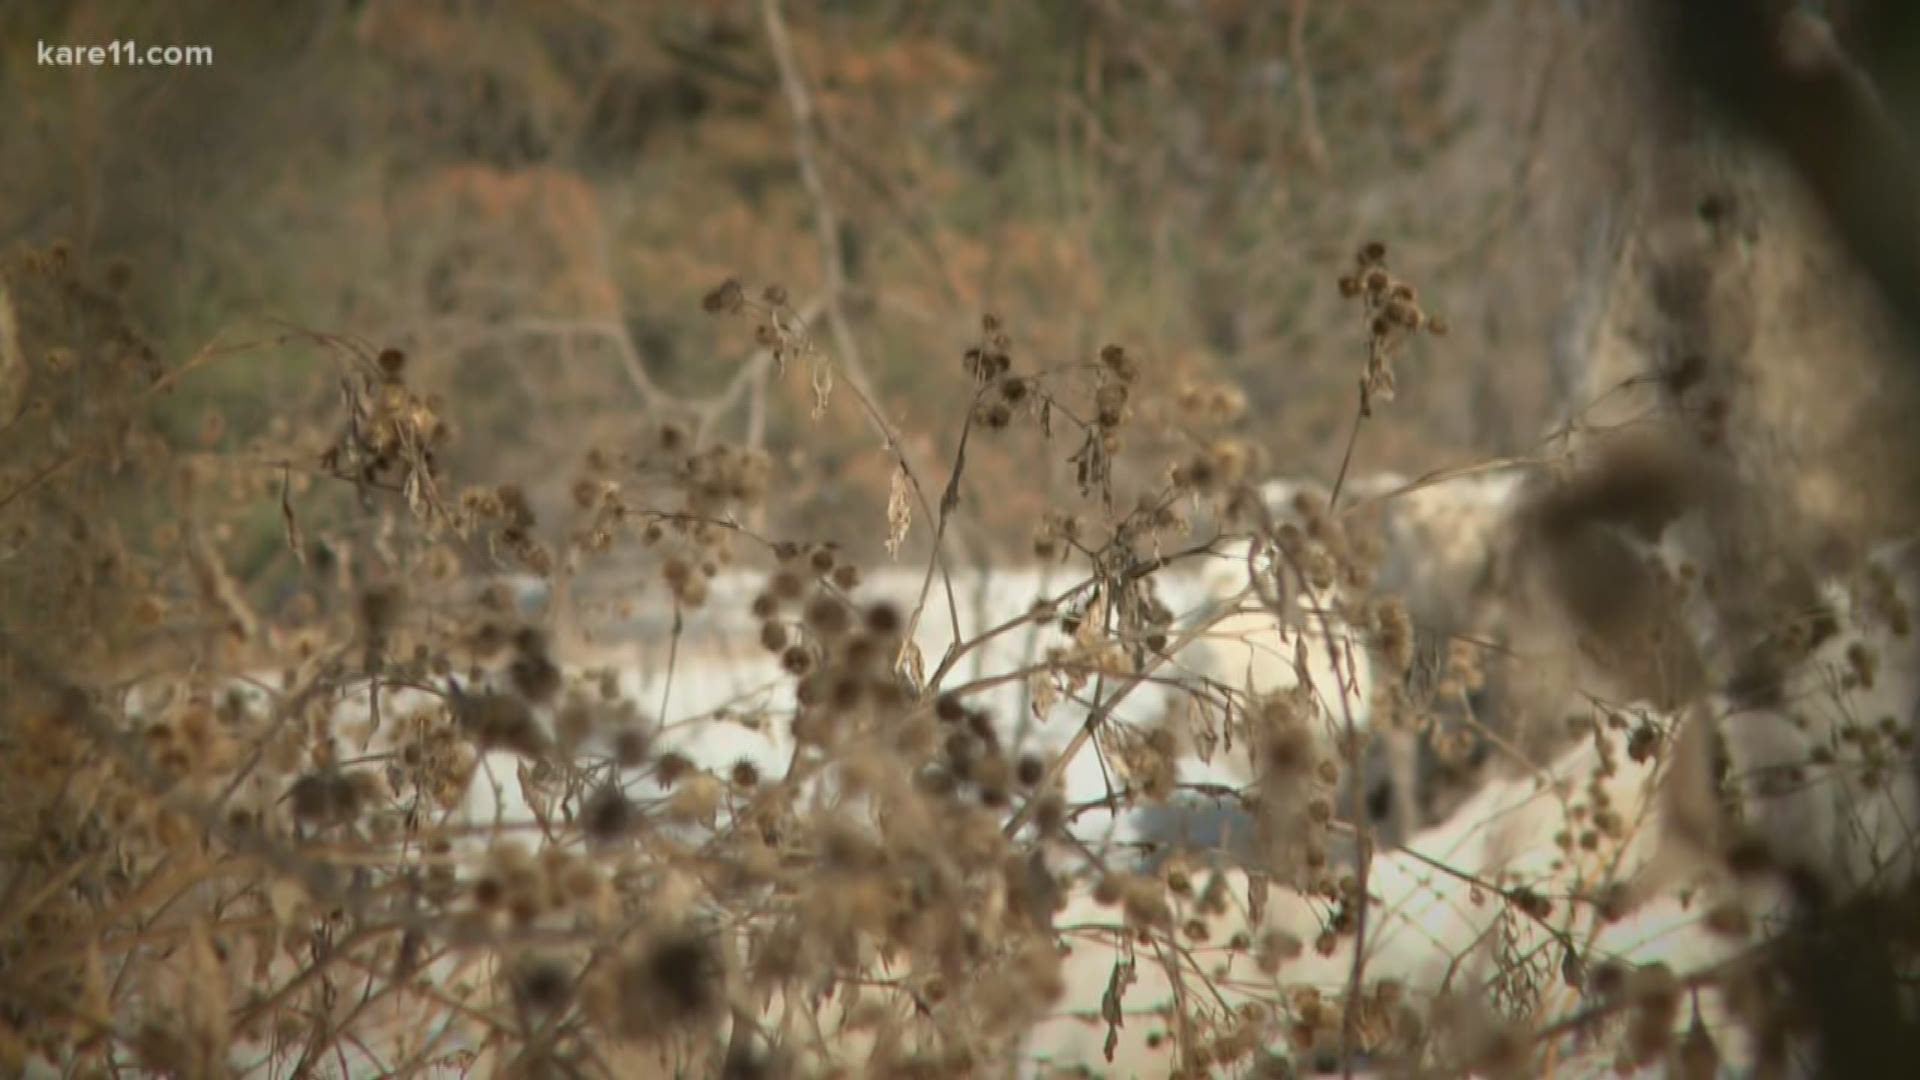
5, 6, 1920, 1077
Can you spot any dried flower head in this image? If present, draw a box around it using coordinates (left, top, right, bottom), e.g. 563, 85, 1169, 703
703, 278, 746, 315
599, 930, 725, 1042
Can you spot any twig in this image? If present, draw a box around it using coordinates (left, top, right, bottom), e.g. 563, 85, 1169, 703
1000, 558, 1249, 838
758, 0, 964, 653
511, 317, 669, 410
1326, 399, 1367, 515
1289, 0, 1331, 173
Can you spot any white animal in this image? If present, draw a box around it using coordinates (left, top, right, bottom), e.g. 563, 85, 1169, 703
1184, 476, 1390, 761
1148, 470, 1528, 856
1024, 706, 1753, 1079
1688, 538, 1920, 904
1189, 533, 1372, 732
1353, 470, 1527, 642
1019, 529, 1920, 1078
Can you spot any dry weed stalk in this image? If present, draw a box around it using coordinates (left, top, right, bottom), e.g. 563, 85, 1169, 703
0, 222, 1501, 1080
10, 172, 1905, 1080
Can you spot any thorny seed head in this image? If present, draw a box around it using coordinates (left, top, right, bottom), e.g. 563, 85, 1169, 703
654, 751, 693, 786
602, 931, 725, 1041
512, 959, 574, 1013
730, 758, 761, 789
864, 601, 902, 637
759, 620, 790, 653
584, 784, 637, 843
612, 725, 652, 768
702, 278, 746, 315
781, 644, 814, 675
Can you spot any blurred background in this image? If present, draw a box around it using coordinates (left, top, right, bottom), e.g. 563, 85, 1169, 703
4, 0, 1919, 613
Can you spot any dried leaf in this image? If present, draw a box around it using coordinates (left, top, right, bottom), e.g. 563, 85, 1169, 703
1075, 592, 1108, 651
1676, 1006, 1721, 1080
898, 639, 927, 694
280, 468, 307, 569
1188, 696, 1218, 765
1100, 954, 1136, 1063
884, 463, 912, 560
517, 761, 554, 826
1029, 669, 1059, 723
810, 354, 834, 420
1248, 872, 1269, 928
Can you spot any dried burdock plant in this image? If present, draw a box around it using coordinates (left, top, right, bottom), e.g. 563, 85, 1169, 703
1336, 240, 1450, 421
7, 53, 1917, 1076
